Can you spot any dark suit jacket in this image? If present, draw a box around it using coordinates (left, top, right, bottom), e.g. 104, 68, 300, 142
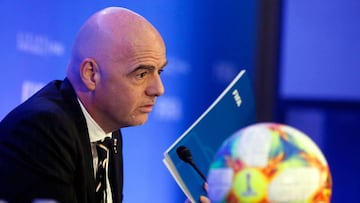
0, 78, 123, 203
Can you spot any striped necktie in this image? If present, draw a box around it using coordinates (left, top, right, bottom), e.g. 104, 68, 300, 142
95, 137, 111, 203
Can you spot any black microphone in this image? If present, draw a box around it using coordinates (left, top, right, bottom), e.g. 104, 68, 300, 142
176, 145, 207, 182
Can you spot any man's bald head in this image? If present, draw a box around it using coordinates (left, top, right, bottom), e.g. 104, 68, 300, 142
67, 7, 165, 86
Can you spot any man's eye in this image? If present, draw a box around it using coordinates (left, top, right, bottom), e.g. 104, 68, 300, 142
136, 71, 148, 79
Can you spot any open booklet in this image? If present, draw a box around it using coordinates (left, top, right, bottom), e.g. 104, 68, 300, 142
163, 69, 256, 202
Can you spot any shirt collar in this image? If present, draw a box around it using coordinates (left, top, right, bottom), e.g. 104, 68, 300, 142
77, 99, 111, 142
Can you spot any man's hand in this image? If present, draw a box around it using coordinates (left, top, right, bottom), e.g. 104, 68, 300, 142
184, 196, 210, 203
199, 196, 211, 203
199, 183, 210, 203
184, 183, 211, 203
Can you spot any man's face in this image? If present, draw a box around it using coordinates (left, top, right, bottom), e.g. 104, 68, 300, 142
92, 37, 167, 132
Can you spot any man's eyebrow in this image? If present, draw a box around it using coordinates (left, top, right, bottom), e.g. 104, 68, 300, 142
133, 61, 168, 72
130, 65, 155, 74
136, 65, 154, 70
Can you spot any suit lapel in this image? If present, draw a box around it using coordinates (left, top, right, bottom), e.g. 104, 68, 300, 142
60, 78, 97, 203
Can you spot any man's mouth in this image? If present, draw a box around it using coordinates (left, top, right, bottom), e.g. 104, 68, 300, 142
139, 104, 154, 113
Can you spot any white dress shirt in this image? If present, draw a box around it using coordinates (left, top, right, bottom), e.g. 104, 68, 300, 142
78, 99, 113, 203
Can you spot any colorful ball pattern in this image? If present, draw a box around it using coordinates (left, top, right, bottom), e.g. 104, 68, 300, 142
207, 122, 332, 203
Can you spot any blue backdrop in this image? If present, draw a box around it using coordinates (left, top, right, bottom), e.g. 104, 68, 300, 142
280, 0, 360, 101
0, 1, 259, 202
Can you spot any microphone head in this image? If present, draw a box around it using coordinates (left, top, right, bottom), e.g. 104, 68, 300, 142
176, 145, 193, 164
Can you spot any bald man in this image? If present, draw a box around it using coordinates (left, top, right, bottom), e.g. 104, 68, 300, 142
0, 7, 209, 203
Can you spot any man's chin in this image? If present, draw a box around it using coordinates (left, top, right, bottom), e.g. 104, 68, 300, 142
128, 115, 148, 126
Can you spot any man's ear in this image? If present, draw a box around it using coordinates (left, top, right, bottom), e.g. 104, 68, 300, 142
80, 58, 99, 91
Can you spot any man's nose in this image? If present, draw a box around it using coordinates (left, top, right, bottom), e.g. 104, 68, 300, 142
146, 74, 165, 97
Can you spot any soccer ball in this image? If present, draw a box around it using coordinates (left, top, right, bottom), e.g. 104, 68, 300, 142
207, 122, 332, 203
